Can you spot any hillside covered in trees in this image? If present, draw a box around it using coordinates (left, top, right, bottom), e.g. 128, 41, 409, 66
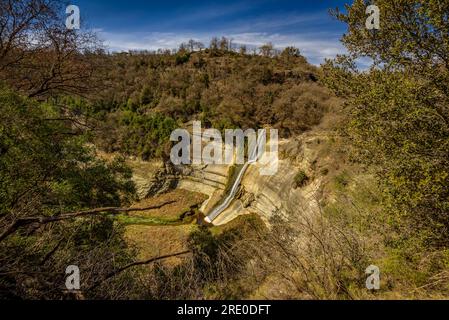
1, 0, 449, 300
86, 44, 336, 160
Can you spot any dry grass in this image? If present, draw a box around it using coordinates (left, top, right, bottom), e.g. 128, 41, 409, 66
125, 224, 196, 265
129, 189, 208, 220
124, 189, 208, 266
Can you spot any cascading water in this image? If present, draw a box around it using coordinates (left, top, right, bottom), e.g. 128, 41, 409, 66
204, 131, 266, 223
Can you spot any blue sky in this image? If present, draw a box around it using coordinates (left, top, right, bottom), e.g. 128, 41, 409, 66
74, 0, 351, 65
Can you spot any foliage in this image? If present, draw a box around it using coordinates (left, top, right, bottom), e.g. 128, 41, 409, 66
118, 112, 177, 160
323, 0, 449, 246
89, 45, 333, 153
0, 87, 139, 299
293, 170, 309, 188
0, 0, 102, 99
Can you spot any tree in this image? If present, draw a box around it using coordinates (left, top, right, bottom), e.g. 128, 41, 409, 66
219, 36, 230, 51
0, 87, 139, 298
281, 46, 301, 58
259, 42, 274, 57
186, 39, 205, 52
322, 0, 449, 245
239, 45, 247, 55
0, 0, 102, 99
209, 37, 219, 51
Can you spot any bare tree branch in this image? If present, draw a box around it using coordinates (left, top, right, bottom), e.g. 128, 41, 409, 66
0, 200, 176, 242
88, 250, 192, 292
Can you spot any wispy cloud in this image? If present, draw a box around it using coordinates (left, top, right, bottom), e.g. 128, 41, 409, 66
220, 12, 332, 34
163, 2, 256, 28
94, 7, 345, 64
98, 29, 345, 66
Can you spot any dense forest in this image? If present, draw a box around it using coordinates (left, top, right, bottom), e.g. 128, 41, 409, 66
81, 44, 334, 160
1, 0, 449, 299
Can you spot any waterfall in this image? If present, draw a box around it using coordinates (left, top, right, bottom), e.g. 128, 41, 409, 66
204, 131, 266, 223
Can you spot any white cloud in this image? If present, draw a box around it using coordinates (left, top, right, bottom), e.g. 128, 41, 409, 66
98, 30, 346, 66
91, 7, 354, 66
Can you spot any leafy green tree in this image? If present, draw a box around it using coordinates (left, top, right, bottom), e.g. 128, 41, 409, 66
323, 0, 449, 245
0, 87, 139, 298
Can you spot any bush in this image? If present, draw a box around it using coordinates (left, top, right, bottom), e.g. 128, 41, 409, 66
322, 0, 449, 246
294, 170, 309, 188
0, 87, 138, 299
334, 172, 350, 190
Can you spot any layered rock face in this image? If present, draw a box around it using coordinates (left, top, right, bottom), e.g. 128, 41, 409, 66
129, 159, 178, 200
177, 132, 327, 226
176, 163, 230, 213
211, 136, 323, 225
128, 130, 327, 226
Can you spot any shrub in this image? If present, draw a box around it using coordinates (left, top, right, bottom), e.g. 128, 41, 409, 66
334, 172, 350, 190
294, 170, 309, 188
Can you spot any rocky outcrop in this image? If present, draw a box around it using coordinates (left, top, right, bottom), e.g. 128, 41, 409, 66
130, 131, 328, 226
129, 159, 178, 200
210, 133, 327, 226
145, 163, 179, 198
176, 163, 231, 213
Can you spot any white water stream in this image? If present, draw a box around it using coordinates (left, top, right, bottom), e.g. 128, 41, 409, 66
204, 132, 266, 223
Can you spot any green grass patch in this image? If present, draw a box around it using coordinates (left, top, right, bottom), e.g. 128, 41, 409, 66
334, 171, 350, 190
114, 213, 196, 226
